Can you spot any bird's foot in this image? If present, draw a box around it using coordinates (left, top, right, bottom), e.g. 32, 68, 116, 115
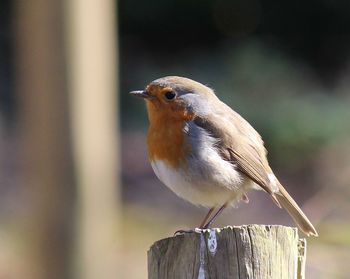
173, 229, 195, 236
174, 228, 205, 236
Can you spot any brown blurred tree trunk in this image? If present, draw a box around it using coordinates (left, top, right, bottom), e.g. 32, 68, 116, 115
14, 1, 75, 279
65, 0, 121, 279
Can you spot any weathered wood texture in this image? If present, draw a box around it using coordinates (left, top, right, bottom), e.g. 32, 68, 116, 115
148, 225, 306, 279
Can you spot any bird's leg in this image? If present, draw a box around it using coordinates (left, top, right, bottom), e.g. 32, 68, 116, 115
198, 207, 216, 229
202, 202, 228, 229
174, 207, 216, 235
174, 207, 215, 235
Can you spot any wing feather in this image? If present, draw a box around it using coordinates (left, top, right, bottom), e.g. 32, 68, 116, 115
193, 102, 276, 195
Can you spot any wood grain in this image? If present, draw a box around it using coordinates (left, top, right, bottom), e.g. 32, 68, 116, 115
148, 225, 306, 279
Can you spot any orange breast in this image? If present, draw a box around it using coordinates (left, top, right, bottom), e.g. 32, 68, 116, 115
146, 102, 193, 169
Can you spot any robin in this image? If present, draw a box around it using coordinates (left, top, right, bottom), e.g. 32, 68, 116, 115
130, 76, 318, 236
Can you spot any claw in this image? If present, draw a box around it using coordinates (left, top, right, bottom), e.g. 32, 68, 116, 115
173, 229, 196, 236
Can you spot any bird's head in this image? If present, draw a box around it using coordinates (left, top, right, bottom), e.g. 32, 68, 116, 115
130, 76, 217, 122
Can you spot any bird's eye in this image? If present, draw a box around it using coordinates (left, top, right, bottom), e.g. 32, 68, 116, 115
164, 91, 176, 100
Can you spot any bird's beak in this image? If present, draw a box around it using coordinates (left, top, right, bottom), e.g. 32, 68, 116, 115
129, 90, 150, 99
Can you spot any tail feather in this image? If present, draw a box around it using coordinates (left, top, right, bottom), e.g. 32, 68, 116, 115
274, 183, 318, 237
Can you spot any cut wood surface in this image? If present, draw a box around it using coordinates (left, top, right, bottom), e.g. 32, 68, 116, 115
148, 225, 306, 279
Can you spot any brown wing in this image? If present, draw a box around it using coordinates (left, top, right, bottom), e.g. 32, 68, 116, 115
226, 147, 270, 192
193, 102, 277, 196
192, 99, 319, 234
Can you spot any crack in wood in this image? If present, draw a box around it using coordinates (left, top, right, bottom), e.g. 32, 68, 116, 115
148, 225, 305, 279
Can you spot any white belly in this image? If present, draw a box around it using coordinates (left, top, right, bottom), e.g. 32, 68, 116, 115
150, 159, 252, 207
149, 121, 254, 207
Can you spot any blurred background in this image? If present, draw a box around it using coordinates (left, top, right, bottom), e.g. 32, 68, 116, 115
1, 0, 350, 278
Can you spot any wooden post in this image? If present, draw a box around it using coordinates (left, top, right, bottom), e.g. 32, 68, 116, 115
148, 225, 306, 279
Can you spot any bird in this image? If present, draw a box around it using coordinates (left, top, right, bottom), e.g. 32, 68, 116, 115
130, 76, 318, 236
